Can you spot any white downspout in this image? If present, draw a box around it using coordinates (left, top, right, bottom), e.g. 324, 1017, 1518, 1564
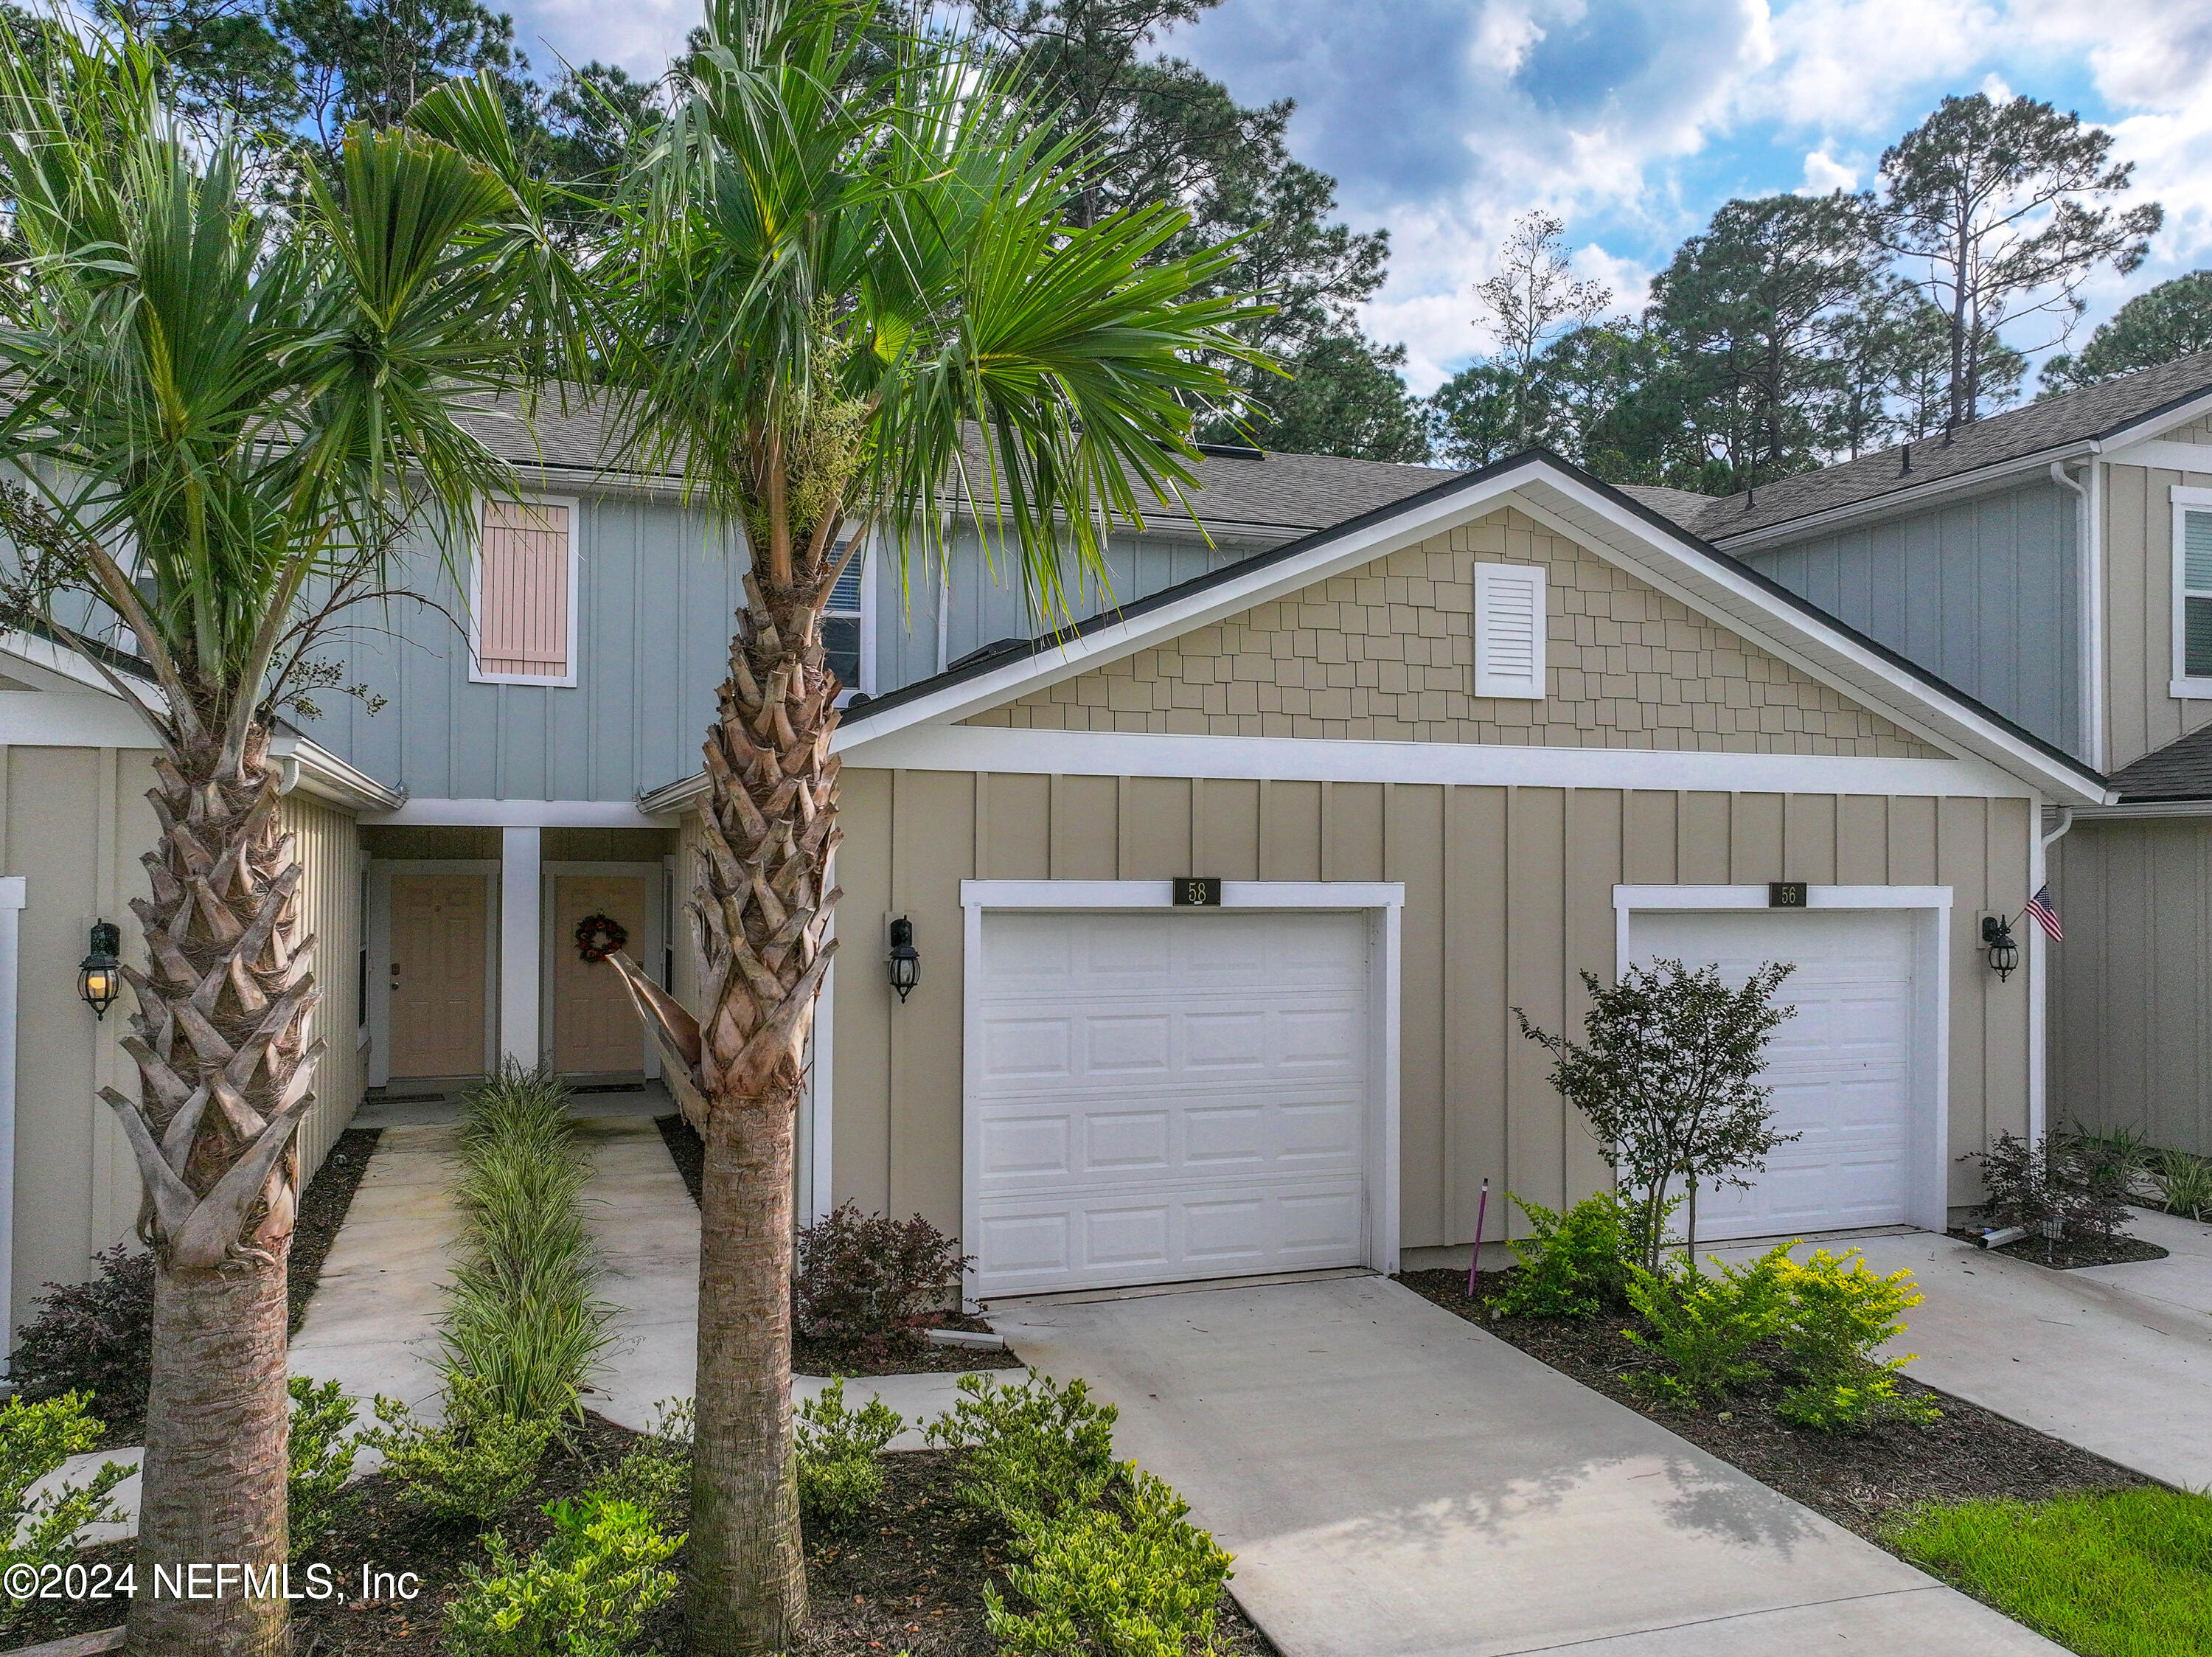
0, 877, 24, 1371
2051, 461, 2103, 771
2027, 805, 2076, 1144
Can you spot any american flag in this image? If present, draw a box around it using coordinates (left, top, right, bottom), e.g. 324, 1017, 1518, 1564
2023, 885, 2062, 941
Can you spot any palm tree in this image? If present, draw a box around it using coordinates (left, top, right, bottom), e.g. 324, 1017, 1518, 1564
588, 1, 1270, 1648
0, 35, 580, 1657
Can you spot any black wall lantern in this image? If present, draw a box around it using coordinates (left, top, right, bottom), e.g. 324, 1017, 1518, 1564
1980, 914, 2020, 982
886, 916, 920, 1003
78, 920, 122, 1019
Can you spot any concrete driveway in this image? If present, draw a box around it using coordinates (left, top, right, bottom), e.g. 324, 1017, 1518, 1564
990, 1274, 2062, 1657
1708, 1207, 2212, 1490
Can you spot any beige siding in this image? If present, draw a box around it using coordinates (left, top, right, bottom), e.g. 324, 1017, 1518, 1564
3, 745, 366, 1324
827, 768, 2034, 1247
967, 507, 1938, 756
2049, 819, 2212, 1155
281, 793, 367, 1179
2101, 459, 2212, 771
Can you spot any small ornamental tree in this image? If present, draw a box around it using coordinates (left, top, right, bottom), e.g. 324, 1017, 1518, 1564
1516, 959, 1801, 1271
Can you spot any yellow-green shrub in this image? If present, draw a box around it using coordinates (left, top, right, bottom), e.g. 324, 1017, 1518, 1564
1771, 1249, 1938, 1431
986, 1467, 1234, 1657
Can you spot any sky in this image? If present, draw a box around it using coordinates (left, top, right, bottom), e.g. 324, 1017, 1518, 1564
498, 0, 2212, 395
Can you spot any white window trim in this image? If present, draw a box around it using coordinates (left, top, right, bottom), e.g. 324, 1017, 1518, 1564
2168, 484, 2212, 699
1611, 884, 1954, 1235
953, 878, 1403, 1306
832, 530, 875, 709
1471, 559, 1548, 701
468, 493, 582, 689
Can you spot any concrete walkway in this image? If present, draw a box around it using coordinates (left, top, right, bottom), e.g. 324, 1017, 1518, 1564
576, 1115, 1007, 1448
287, 1121, 465, 1421
991, 1275, 2063, 1657
1708, 1209, 2212, 1490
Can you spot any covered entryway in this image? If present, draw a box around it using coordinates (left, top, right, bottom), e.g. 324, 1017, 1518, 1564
388, 870, 491, 1080
1621, 892, 1949, 1240
550, 872, 654, 1077
962, 885, 1401, 1300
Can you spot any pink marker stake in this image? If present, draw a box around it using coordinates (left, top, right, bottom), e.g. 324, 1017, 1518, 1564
1467, 1178, 1490, 1299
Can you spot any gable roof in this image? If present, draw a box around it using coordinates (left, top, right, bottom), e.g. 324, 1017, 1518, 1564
1622, 351, 2212, 546
625, 448, 2110, 809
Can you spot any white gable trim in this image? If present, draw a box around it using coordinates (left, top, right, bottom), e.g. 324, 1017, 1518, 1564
829, 458, 2108, 806
842, 723, 2037, 799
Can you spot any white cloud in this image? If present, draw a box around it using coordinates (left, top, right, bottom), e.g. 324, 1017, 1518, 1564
1799, 148, 1858, 192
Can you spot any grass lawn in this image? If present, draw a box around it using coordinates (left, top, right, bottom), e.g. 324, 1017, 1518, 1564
1888, 1487, 2212, 1656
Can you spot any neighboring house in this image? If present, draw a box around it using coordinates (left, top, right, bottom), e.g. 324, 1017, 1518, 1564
0, 396, 2115, 1317
1621, 352, 2212, 1156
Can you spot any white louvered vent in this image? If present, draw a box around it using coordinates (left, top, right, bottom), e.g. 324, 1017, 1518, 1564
1472, 561, 1547, 701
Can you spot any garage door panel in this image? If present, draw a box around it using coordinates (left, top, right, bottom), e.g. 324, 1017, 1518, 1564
1630, 907, 1921, 1242
970, 1175, 1367, 1298
978, 1114, 1073, 1178
972, 909, 1371, 1296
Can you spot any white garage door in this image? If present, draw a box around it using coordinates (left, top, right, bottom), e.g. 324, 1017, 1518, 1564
968, 909, 1371, 1299
1627, 908, 1920, 1240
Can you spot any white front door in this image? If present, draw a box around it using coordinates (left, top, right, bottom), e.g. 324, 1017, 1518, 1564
968, 909, 1371, 1298
1627, 908, 1920, 1240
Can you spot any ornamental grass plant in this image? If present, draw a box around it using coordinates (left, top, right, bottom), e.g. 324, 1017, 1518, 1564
444, 1066, 613, 1426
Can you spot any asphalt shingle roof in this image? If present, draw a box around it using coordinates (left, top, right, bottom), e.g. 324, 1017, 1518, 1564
456, 392, 1458, 539
1618, 351, 2212, 543
2108, 725, 2212, 801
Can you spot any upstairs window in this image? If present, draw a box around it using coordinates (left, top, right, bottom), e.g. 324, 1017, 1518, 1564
1472, 560, 1547, 700
2183, 495, 2212, 681
823, 542, 865, 696
471, 497, 578, 687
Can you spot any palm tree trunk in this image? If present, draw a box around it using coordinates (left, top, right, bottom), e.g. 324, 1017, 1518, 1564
108, 726, 320, 1657
684, 581, 841, 1656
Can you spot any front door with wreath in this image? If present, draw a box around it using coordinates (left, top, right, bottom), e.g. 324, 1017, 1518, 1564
553, 874, 650, 1074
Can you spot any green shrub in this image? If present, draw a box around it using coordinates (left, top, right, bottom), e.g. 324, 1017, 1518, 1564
1776, 1370, 1938, 1432
0, 1393, 131, 1625
442, 1066, 611, 1425
1621, 1245, 1790, 1404
6, 1246, 154, 1437
925, 1369, 1119, 1526
2159, 1150, 2212, 1221
288, 1378, 362, 1558
987, 1467, 1234, 1657
590, 1402, 692, 1529
1493, 1191, 1643, 1319
445, 1494, 680, 1657
796, 1378, 902, 1533
367, 1380, 557, 1524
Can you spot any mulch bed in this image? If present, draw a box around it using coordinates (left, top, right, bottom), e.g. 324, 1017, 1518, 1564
654, 1113, 706, 1205
4, 1422, 1276, 1656
655, 1115, 1022, 1377
1944, 1228, 2170, 1270
1397, 1268, 2152, 1543
291, 1129, 383, 1335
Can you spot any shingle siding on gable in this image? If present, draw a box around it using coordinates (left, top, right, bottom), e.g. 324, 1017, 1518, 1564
1742, 477, 2080, 757
962, 506, 1938, 756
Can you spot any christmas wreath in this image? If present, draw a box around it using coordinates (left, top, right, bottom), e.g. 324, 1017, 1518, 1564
574, 912, 628, 963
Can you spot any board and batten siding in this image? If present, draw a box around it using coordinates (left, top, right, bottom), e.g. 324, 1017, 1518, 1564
293, 492, 748, 803
1741, 477, 2081, 756
1, 743, 365, 1324
2101, 451, 2212, 772
868, 522, 1271, 696
2048, 819, 2212, 1156
815, 768, 2034, 1251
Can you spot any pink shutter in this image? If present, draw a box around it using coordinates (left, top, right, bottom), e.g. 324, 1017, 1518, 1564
477, 499, 571, 678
